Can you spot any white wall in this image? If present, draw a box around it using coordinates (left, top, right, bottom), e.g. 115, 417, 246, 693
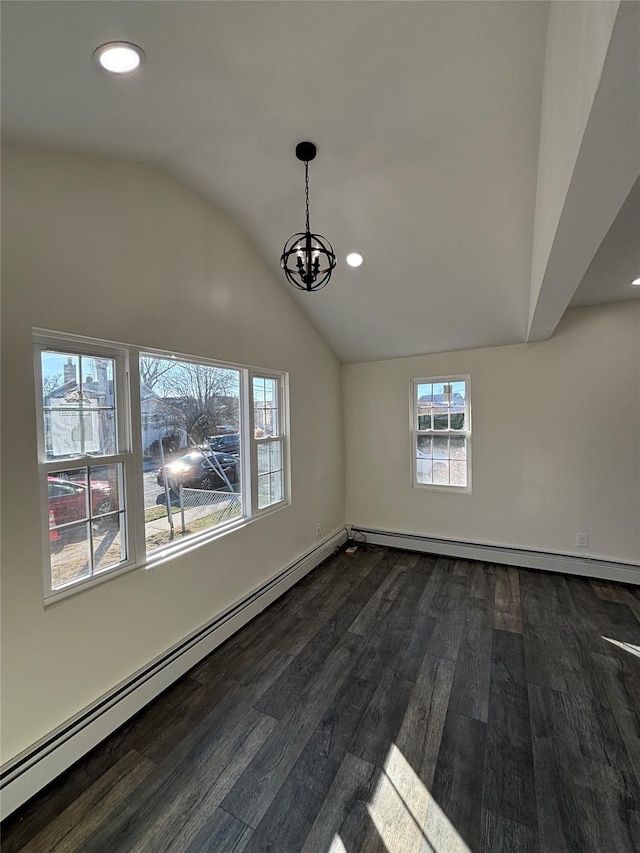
344, 302, 640, 565
0, 144, 345, 763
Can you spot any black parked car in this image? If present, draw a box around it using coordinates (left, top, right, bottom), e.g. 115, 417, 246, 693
157, 449, 239, 491
207, 433, 240, 455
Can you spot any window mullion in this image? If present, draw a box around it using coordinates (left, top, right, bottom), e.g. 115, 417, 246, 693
127, 348, 145, 569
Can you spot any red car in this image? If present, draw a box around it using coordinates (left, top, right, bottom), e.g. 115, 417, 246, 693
48, 476, 114, 530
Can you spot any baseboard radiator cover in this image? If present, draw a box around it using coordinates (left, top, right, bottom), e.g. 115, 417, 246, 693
0, 528, 347, 820
352, 527, 640, 585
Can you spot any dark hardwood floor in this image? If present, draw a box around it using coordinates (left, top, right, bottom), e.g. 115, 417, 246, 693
2, 547, 639, 852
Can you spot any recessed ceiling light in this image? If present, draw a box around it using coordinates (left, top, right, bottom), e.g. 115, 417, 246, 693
93, 42, 144, 75
631, 277, 640, 286
346, 252, 364, 268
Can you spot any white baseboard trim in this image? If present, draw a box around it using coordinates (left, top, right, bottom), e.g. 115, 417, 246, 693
0, 528, 347, 820
353, 527, 640, 585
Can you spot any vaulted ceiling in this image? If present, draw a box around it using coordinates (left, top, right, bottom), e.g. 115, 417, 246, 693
2, 1, 638, 363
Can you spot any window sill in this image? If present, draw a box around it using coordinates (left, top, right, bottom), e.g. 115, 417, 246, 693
412, 483, 472, 494
44, 499, 291, 604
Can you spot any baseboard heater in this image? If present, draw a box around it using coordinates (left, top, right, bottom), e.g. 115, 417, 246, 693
352, 527, 639, 585
0, 528, 347, 820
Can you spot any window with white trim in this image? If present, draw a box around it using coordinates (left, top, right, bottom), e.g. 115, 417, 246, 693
38, 345, 132, 594
36, 333, 289, 599
251, 373, 286, 511
412, 376, 471, 489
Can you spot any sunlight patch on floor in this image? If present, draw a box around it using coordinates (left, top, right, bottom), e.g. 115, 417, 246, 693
327, 835, 348, 853
366, 743, 471, 853
602, 636, 640, 658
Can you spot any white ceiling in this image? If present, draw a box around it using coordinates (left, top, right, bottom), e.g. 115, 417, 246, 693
569, 179, 640, 309
1, 1, 637, 363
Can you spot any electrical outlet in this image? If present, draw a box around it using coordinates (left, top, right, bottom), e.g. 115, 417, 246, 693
576, 532, 589, 548
316, 524, 322, 538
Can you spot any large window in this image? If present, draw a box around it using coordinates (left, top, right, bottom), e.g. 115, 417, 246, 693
139, 353, 243, 554
35, 334, 289, 600
412, 376, 471, 490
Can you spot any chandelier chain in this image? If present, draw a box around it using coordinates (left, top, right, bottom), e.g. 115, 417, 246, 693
305, 161, 310, 233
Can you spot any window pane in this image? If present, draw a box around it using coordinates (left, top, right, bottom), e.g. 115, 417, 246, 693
433, 437, 449, 458
257, 443, 270, 474
139, 354, 242, 553
417, 436, 432, 457
450, 437, 466, 460
93, 519, 126, 572
269, 472, 283, 504
433, 461, 449, 485
416, 457, 432, 484
450, 412, 465, 430
90, 463, 122, 514
433, 414, 449, 430
254, 377, 279, 437
450, 461, 467, 487
50, 522, 91, 589
42, 352, 116, 460
48, 469, 89, 526
416, 383, 432, 403
258, 473, 271, 509
270, 440, 282, 472
416, 383, 432, 430
256, 439, 283, 509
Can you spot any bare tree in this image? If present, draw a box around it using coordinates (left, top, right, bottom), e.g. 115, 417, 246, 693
142, 357, 239, 445
42, 373, 62, 396
139, 356, 177, 391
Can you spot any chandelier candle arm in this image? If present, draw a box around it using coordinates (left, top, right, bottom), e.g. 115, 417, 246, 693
281, 141, 336, 292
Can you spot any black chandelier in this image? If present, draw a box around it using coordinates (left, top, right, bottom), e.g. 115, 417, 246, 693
281, 142, 336, 292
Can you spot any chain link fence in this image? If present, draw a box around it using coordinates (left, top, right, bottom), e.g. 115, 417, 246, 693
179, 487, 241, 533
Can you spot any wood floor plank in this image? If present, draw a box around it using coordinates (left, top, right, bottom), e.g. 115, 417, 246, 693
242, 676, 376, 853
480, 808, 538, 853
610, 705, 640, 791
220, 630, 364, 828
430, 710, 487, 851
417, 556, 453, 614
184, 808, 252, 853
493, 565, 523, 633
124, 708, 277, 853
531, 737, 640, 853
470, 560, 495, 601
488, 630, 533, 754
348, 557, 410, 636
16, 751, 154, 853
426, 607, 467, 661
395, 653, 455, 790
528, 681, 640, 791
591, 579, 633, 603
253, 630, 342, 720
354, 741, 439, 853
299, 752, 379, 853
483, 631, 537, 832
591, 648, 640, 712
350, 611, 436, 768
73, 649, 292, 853
448, 599, 493, 722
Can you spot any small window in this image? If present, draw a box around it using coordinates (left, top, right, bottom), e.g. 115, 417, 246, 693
412, 376, 471, 490
38, 346, 131, 593
251, 373, 287, 511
